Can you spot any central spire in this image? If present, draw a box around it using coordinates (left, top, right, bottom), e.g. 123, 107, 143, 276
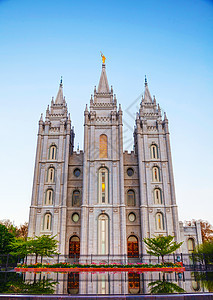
55, 76, 64, 104
97, 63, 110, 93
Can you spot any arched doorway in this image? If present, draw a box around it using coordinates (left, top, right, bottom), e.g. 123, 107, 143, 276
127, 235, 139, 258
69, 236, 80, 258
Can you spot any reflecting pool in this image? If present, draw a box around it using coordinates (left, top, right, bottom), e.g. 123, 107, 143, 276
0, 271, 213, 295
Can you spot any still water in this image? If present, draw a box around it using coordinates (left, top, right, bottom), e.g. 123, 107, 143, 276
0, 271, 212, 295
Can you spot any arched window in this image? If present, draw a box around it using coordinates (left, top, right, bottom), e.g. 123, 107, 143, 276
154, 188, 162, 204
188, 238, 195, 254
156, 212, 164, 231
98, 214, 109, 254
49, 145, 57, 160
127, 235, 139, 258
47, 167, 55, 183
127, 190, 136, 206
72, 190, 81, 207
98, 168, 109, 204
69, 236, 80, 258
99, 134, 107, 158
43, 213, 52, 231
150, 144, 159, 159
152, 167, 160, 182
45, 189, 53, 205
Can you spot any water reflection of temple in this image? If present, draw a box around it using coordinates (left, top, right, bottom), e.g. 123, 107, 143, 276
23, 270, 208, 295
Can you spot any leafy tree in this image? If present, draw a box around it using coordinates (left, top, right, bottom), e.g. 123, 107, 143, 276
0, 219, 28, 240
28, 235, 59, 263
149, 273, 185, 294
193, 240, 213, 264
0, 224, 14, 255
143, 235, 183, 264
9, 238, 29, 257
8, 278, 57, 294
17, 223, 28, 240
0, 220, 18, 237
194, 271, 213, 292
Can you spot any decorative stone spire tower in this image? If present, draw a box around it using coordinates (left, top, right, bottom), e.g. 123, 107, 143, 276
28, 79, 74, 255
80, 62, 127, 257
134, 77, 181, 252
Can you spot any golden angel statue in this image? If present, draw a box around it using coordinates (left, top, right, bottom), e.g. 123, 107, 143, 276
100, 52, 106, 64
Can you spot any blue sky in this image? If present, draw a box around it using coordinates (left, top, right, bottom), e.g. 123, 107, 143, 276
0, 0, 212, 226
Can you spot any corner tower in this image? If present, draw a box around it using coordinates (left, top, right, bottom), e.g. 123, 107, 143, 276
28, 79, 74, 255
134, 77, 181, 252
80, 62, 127, 257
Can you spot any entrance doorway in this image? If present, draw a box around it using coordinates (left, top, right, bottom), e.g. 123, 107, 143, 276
69, 236, 80, 258
127, 235, 139, 258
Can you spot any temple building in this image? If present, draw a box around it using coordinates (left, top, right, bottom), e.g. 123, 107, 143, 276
28, 61, 202, 260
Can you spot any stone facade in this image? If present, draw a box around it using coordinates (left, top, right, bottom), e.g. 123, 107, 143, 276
28, 64, 202, 258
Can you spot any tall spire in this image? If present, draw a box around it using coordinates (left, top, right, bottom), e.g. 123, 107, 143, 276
144, 75, 152, 103
55, 76, 64, 104
97, 63, 110, 93
97, 52, 110, 93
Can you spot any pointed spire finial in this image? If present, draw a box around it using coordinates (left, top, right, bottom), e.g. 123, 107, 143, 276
145, 75, 148, 86
60, 76, 63, 87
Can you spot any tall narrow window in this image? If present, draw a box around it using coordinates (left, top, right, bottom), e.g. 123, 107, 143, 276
188, 238, 195, 254
127, 190, 136, 206
154, 188, 162, 204
98, 168, 108, 204
152, 167, 160, 182
69, 236, 80, 258
72, 190, 81, 207
45, 189, 53, 205
43, 213, 52, 231
151, 144, 159, 159
156, 213, 164, 231
127, 236, 139, 258
49, 145, 57, 160
98, 214, 109, 254
99, 134, 107, 158
47, 167, 55, 183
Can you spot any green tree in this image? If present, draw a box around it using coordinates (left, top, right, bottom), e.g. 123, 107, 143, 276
28, 235, 59, 263
9, 238, 29, 258
0, 224, 14, 255
149, 273, 185, 294
193, 240, 213, 264
143, 235, 183, 264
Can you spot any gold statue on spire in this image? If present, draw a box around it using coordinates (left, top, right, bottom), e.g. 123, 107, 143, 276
100, 52, 106, 64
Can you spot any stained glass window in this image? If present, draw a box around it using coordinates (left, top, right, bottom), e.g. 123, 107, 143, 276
98, 168, 108, 204
156, 213, 164, 230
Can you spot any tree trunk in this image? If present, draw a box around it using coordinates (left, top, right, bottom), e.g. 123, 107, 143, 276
161, 255, 164, 264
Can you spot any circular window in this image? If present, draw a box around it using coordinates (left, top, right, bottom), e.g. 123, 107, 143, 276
73, 168, 81, 177
72, 213, 80, 223
128, 213, 136, 222
127, 168, 134, 177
